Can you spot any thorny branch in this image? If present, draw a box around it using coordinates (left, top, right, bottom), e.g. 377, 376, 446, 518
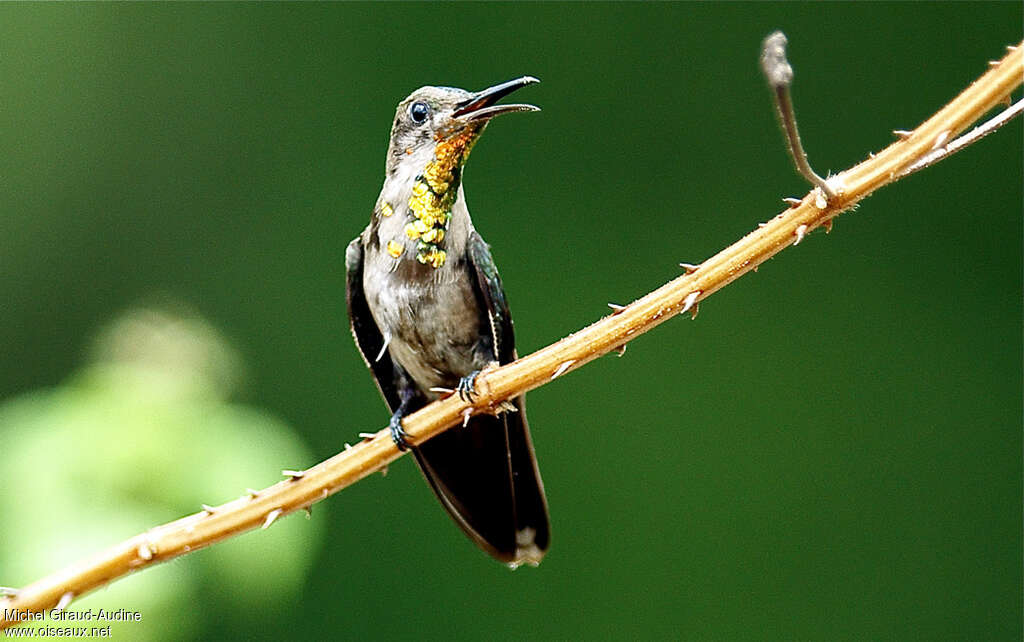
2, 36, 1021, 628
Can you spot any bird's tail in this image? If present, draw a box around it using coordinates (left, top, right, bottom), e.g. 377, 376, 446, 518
412, 396, 550, 566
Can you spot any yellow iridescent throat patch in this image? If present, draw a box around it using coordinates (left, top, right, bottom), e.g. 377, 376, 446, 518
402, 126, 480, 269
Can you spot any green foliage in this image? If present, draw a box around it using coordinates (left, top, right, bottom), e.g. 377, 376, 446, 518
0, 309, 322, 641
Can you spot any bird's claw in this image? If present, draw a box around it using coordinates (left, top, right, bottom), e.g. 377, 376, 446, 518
389, 414, 411, 451
457, 370, 481, 404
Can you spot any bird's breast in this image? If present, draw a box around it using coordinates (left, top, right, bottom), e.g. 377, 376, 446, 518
363, 259, 487, 393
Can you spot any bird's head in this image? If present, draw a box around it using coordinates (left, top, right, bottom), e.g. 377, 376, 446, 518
379, 77, 539, 269
385, 76, 539, 181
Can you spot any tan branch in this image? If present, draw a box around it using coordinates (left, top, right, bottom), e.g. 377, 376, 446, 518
2, 40, 1021, 629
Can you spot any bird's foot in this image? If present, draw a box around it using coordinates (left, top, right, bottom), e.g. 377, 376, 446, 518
388, 413, 411, 451
457, 370, 482, 404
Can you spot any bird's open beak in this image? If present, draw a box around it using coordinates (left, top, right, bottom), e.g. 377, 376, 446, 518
453, 76, 540, 121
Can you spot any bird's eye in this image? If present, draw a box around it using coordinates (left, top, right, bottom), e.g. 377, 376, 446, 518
409, 101, 430, 124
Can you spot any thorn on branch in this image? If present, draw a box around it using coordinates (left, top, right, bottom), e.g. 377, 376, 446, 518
681, 291, 700, 317
461, 408, 473, 427
282, 469, 306, 481
1, 587, 20, 598
614, 343, 627, 357
137, 543, 154, 561
607, 302, 626, 313
794, 224, 808, 245
893, 129, 913, 140
782, 197, 802, 207
261, 509, 283, 530
550, 360, 575, 380
814, 190, 828, 210
679, 262, 700, 273
201, 504, 216, 514
823, 218, 834, 234
429, 386, 454, 394
54, 592, 74, 614
358, 432, 376, 441
760, 31, 836, 200
246, 488, 260, 499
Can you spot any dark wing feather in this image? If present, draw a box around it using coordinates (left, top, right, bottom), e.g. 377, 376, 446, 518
345, 237, 401, 411
412, 231, 550, 565
466, 232, 516, 364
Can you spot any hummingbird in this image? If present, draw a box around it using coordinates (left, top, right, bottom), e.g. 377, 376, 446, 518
345, 76, 550, 567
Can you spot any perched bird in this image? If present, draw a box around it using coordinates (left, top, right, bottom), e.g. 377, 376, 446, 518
345, 77, 550, 567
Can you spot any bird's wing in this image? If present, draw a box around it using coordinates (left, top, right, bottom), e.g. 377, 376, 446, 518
412, 231, 550, 565
465, 231, 516, 364
345, 237, 401, 411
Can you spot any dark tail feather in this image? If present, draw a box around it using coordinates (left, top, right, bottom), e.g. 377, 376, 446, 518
412, 396, 549, 566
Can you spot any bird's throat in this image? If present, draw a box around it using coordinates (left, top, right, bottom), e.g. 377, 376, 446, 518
399, 127, 481, 269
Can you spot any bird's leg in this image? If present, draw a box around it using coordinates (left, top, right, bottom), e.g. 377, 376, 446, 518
456, 361, 500, 404
388, 387, 418, 451
456, 370, 481, 404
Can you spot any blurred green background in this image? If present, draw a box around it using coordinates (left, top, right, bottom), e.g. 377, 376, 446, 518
0, 3, 1020, 640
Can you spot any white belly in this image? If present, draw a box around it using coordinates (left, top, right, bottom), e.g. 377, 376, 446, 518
365, 267, 487, 393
